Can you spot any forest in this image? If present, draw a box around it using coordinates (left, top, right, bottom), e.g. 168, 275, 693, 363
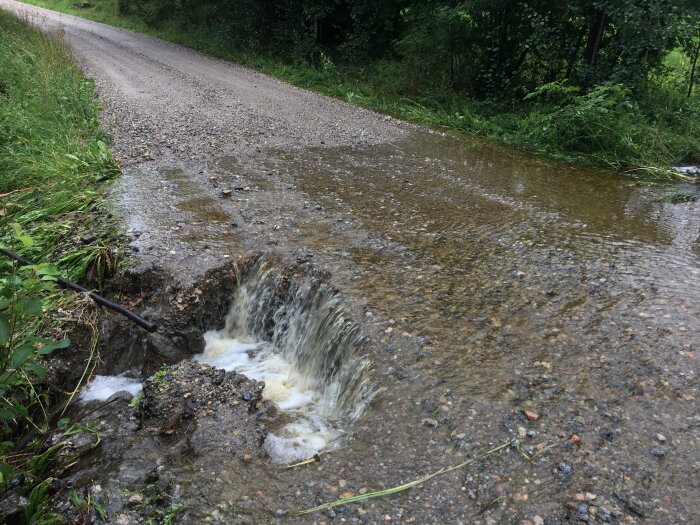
97, 0, 700, 172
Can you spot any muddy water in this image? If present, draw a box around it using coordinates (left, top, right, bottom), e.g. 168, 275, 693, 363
194, 130, 700, 523
118, 129, 698, 523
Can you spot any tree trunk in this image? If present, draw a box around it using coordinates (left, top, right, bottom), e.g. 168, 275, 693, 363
688, 38, 700, 99
582, 9, 607, 66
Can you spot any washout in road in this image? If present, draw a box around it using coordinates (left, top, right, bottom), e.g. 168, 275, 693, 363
1, 1, 698, 523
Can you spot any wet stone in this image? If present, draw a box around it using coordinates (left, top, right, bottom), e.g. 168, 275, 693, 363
140, 361, 267, 457
557, 463, 573, 477
649, 446, 668, 457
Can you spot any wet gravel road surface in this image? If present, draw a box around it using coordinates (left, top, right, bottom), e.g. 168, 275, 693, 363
3, 1, 699, 524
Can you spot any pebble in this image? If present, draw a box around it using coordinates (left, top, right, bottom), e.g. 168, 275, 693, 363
127, 493, 144, 504
558, 462, 573, 477
656, 433, 666, 442
523, 409, 539, 421
421, 418, 438, 428
533, 516, 544, 525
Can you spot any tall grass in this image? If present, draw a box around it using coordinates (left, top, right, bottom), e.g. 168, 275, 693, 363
0, 10, 118, 500
0, 10, 119, 277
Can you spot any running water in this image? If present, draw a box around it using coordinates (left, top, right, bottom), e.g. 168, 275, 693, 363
194, 260, 373, 463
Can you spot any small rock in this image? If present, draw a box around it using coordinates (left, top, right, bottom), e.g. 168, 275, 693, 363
523, 410, 539, 421
339, 479, 347, 488
221, 189, 232, 197
656, 433, 666, 442
585, 493, 597, 501
81, 234, 97, 244
127, 493, 144, 505
276, 509, 288, 517
650, 446, 667, 457
513, 492, 529, 502
116, 515, 130, 525
518, 426, 527, 438
558, 462, 573, 477
533, 516, 544, 525
569, 434, 582, 444
422, 418, 438, 428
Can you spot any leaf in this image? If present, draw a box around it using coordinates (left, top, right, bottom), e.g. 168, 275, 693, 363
9, 223, 33, 247
12, 404, 28, 417
10, 343, 35, 368
0, 463, 12, 484
0, 409, 15, 420
20, 297, 43, 316
34, 263, 61, 276
0, 314, 9, 345
24, 362, 45, 378
37, 338, 70, 355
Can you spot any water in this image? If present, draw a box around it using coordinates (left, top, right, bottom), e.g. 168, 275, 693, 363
103, 127, 698, 521
194, 261, 372, 464
79, 374, 142, 403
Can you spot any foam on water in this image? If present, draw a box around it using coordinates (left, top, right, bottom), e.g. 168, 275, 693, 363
79, 375, 142, 403
195, 331, 342, 464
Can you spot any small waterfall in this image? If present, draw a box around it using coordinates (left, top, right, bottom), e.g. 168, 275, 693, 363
195, 259, 373, 462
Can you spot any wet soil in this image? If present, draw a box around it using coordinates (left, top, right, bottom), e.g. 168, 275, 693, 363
2, 1, 699, 524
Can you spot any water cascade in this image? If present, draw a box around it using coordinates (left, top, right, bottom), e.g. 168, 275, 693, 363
195, 260, 373, 463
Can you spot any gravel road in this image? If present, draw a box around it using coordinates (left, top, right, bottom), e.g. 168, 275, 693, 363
0, 0, 413, 282
2, 2, 699, 525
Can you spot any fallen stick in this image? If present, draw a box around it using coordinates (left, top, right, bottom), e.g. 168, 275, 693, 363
0, 248, 157, 332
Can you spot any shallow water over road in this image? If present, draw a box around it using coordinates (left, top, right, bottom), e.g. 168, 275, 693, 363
200, 130, 699, 523
121, 129, 699, 523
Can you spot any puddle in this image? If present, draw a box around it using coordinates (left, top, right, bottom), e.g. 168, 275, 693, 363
176, 196, 230, 222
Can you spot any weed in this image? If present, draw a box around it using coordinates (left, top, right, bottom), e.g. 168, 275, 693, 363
660, 191, 699, 203
0, 10, 119, 522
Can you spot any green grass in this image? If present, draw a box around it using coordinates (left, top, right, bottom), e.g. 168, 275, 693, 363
0, 8, 119, 505
0, 8, 120, 279
16, 0, 700, 175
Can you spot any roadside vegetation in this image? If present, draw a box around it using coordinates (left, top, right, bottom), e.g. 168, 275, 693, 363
19, 0, 700, 175
0, 10, 119, 521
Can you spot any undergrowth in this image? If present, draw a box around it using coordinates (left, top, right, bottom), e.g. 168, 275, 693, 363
0, 10, 119, 522
16, 0, 700, 175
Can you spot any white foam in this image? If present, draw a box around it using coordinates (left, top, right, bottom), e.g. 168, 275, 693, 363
79, 375, 142, 403
195, 331, 341, 464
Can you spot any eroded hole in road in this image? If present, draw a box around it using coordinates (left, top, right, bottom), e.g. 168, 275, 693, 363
195, 259, 374, 463
80, 257, 374, 465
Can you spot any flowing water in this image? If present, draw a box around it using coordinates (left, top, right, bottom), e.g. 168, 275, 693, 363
194, 261, 373, 464
189, 130, 699, 522
94, 128, 699, 522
